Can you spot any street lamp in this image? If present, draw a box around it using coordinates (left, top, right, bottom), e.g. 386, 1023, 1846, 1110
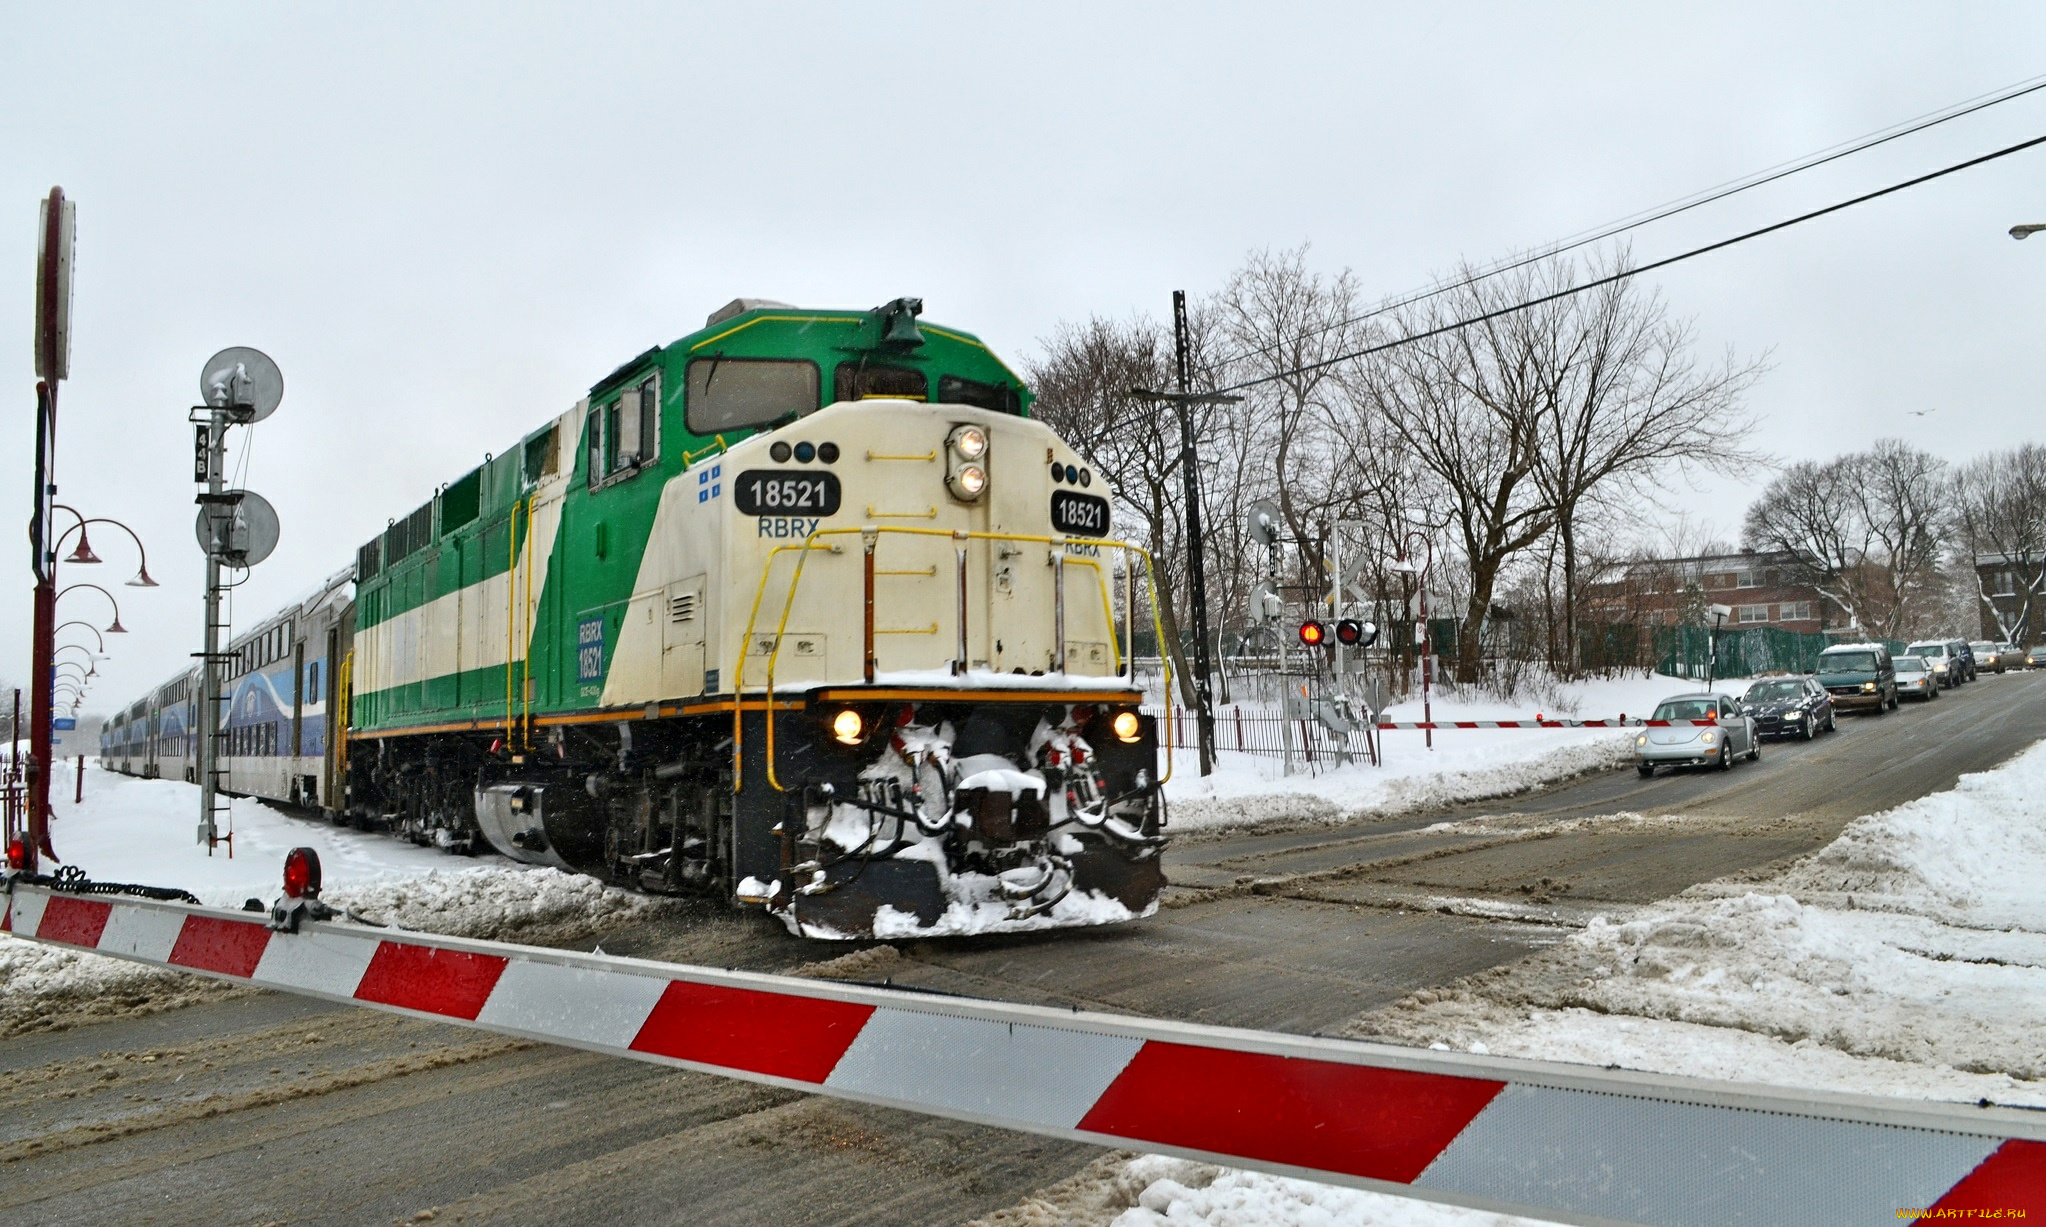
55, 620, 107, 653
52, 645, 99, 676
57, 583, 129, 634
2011, 224, 2046, 240
54, 506, 158, 587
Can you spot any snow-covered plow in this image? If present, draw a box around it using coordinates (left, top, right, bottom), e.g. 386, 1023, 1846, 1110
3, 856, 2040, 1225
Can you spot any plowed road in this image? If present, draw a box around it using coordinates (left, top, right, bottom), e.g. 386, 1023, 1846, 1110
8, 672, 2044, 1225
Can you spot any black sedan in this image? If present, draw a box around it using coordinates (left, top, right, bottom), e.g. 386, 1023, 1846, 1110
1740, 676, 1836, 741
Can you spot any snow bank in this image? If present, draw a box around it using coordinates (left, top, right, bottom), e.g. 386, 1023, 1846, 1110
1165, 673, 1728, 835
1, 771, 672, 1035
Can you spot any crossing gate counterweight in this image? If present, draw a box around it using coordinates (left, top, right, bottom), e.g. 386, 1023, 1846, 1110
3, 872, 2040, 1225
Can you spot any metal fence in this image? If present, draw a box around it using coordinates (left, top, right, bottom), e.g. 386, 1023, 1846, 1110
1141, 703, 1376, 770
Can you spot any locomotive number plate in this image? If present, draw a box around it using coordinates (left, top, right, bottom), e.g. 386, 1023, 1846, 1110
1050, 490, 1110, 536
734, 470, 841, 517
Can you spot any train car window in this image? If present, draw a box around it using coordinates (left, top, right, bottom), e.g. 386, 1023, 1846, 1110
836, 363, 928, 403
937, 374, 1021, 415
685, 358, 820, 433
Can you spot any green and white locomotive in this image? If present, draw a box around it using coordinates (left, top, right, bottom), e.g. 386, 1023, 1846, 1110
106, 298, 1170, 937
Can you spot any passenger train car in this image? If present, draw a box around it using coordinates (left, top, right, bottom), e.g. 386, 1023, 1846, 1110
104, 299, 1168, 938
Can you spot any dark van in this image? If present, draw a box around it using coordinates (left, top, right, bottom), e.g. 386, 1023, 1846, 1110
1815, 642, 1897, 714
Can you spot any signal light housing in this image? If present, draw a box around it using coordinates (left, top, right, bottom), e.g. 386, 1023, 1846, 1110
283, 846, 323, 900
1334, 619, 1378, 647
1297, 620, 1326, 647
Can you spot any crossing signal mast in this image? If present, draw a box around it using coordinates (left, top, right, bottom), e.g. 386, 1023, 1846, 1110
191, 347, 285, 855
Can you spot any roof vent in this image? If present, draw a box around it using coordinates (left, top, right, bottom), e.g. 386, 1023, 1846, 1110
706, 298, 795, 327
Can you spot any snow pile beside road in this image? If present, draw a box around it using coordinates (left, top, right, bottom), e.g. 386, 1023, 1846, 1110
1165, 672, 1719, 835
1355, 738, 2046, 1097
1032, 732, 2046, 1227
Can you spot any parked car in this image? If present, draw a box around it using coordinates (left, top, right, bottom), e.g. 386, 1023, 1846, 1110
1970, 641, 2016, 673
2029, 645, 2046, 670
1904, 640, 1962, 688
1951, 638, 1979, 682
1636, 692, 1758, 775
1816, 642, 1897, 712
1739, 675, 1837, 740
1894, 654, 1941, 701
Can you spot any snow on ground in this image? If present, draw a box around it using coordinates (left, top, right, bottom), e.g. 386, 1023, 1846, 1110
1164, 672, 1734, 834
988, 720, 2046, 1226
0, 770, 671, 1036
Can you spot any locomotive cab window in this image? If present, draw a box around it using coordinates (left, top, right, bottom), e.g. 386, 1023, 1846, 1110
589, 374, 660, 488
835, 363, 927, 404
685, 357, 819, 434
937, 374, 1021, 415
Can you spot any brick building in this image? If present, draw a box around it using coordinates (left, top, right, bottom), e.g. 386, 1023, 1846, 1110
1586, 550, 1836, 635
1974, 552, 2042, 646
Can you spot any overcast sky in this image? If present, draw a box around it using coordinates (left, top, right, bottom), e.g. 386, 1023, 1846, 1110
5, 2, 2046, 714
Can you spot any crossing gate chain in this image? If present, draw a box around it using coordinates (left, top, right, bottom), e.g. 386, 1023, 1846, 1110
3, 877, 2040, 1225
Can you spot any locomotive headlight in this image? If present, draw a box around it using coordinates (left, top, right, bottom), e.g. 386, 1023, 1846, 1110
1111, 710, 1142, 743
830, 709, 865, 745
950, 425, 988, 460
945, 425, 991, 502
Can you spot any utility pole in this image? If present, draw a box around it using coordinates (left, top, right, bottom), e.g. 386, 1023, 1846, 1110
1131, 296, 1239, 776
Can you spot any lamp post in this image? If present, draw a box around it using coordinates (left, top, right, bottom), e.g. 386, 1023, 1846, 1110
53, 507, 159, 588
55, 620, 107, 653
57, 583, 130, 635
20, 187, 74, 871
2011, 224, 2046, 240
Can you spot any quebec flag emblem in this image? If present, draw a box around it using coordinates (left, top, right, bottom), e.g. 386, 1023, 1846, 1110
697, 463, 723, 504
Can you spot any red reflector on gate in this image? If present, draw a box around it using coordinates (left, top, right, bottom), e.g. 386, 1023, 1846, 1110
630, 980, 873, 1084
36, 896, 112, 948
1077, 1042, 1504, 1183
355, 942, 508, 1020
170, 915, 272, 978
283, 846, 321, 899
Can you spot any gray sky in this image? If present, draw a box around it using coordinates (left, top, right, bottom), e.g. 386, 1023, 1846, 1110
6, 2, 2045, 714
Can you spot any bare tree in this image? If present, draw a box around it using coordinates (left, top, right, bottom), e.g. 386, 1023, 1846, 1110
1029, 314, 1225, 708
1950, 444, 2046, 641
1519, 253, 1767, 676
1356, 265, 1555, 683
1741, 441, 1948, 639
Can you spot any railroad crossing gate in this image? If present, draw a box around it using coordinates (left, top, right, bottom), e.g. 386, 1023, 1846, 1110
3, 869, 2040, 1225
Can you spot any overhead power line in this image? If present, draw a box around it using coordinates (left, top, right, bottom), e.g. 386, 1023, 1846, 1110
1219, 72, 2046, 369
1218, 130, 2046, 395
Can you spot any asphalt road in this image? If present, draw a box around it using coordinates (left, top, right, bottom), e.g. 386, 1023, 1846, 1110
8, 670, 2045, 1226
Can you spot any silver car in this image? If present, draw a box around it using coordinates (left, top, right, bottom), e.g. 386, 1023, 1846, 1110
1635, 692, 1757, 777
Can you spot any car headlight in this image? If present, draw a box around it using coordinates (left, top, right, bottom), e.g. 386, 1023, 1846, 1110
1700, 730, 1716, 744
1861, 682, 1876, 692
1786, 711, 1805, 720
1635, 733, 1647, 746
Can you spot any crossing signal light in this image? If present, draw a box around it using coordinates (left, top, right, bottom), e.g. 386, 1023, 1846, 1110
1335, 619, 1378, 647
1297, 620, 1326, 647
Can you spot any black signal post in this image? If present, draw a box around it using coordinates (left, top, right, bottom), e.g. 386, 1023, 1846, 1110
1132, 292, 1239, 777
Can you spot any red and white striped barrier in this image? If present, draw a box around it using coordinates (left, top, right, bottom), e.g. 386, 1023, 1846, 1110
1373, 718, 1719, 730
4, 879, 2039, 1224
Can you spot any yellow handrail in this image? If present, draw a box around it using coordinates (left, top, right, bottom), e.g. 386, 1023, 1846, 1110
731, 526, 1173, 794
505, 497, 520, 744
682, 435, 731, 467
522, 496, 536, 749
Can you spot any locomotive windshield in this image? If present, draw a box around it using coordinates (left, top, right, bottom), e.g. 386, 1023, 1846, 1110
685, 357, 820, 433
